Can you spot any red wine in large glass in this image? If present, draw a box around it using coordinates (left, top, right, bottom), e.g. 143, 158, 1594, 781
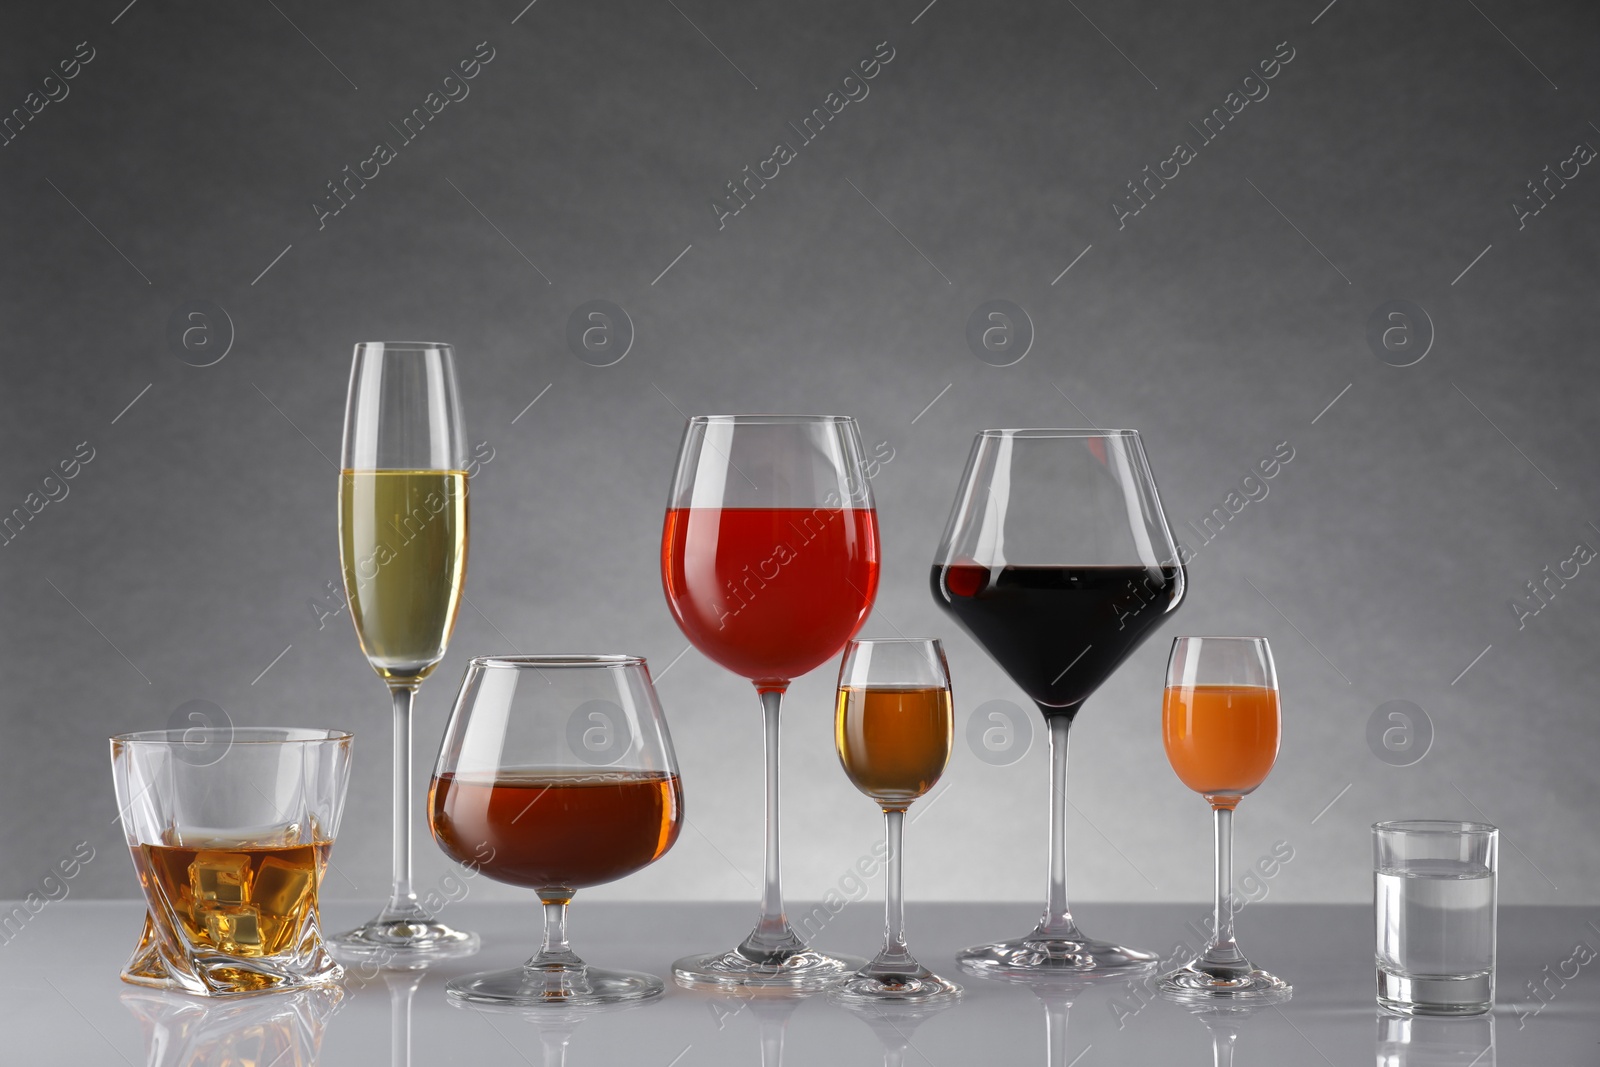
933, 564, 1182, 714
661, 415, 880, 990
931, 429, 1185, 977
664, 506, 879, 686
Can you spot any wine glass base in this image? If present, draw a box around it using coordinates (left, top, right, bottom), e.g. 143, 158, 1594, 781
329, 918, 480, 967
830, 971, 962, 1005
956, 933, 1157, 978
673, 948, 867, 992
447, 965, 662, 1007
1159, 965, 1291, 1002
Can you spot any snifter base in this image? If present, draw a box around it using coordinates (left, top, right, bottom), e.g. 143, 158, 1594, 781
673, 948, 867, 992
957, 933, 1157, 978
448, 964, 663, 1007
330, 914, 480, 967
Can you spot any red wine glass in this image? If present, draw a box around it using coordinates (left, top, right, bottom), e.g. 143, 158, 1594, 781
662, 414, 880, 990
931, 429, 1185, 977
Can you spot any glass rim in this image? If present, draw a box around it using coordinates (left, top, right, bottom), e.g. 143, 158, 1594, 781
847, 637, 944, 647
1171, 635, 1271, 644
976, 427, 1139, 438
353, 341, 454, 352
1373, 819, 1498, 837
469, 654, 645, 670
111, 727, 352, 745
687, 414, 857, 425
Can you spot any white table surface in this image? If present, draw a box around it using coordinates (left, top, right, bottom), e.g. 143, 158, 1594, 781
2, 899, 1595, 1065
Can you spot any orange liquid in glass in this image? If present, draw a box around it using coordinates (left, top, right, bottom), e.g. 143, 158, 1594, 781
1162, 684, 1280, 804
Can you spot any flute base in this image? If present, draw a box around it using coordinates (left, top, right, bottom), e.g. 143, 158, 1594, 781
673, 947, 866, 992
1160, 963, 1291, 1002
957, 932, 1157, 978
330, 912, 480, 968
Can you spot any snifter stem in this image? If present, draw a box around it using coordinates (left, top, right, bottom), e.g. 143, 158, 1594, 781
533, 898, 582, 968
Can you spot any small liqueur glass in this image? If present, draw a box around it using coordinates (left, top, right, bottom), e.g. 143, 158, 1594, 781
1158, 637, 1290, 1001
831, 638, 961, 1004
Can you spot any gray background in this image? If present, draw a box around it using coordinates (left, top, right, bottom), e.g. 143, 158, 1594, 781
1, 0, 1596, 912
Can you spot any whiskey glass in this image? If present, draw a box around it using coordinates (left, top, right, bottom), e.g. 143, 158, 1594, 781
429, 655, 684, 1006
110, 727, 352, 996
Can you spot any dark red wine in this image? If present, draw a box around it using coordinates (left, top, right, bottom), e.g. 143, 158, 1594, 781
932, 563, 1182, 715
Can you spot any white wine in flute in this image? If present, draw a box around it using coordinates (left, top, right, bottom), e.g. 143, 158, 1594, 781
339, 469, 468, 683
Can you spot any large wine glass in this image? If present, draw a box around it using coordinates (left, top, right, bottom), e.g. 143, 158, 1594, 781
429, 655, 683, 1006
931, 428, 1185, 976
662, 414, 880, 989
332, 341, 479, 964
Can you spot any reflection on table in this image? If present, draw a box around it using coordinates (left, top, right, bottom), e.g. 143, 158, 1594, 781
835, 996, 961, 1067
1376, 1012, 1495, 1067
121, 985, 341, 1067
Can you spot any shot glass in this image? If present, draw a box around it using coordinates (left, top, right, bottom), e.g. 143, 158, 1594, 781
1374, 820, 1498, 1016
111, 728, 352, 996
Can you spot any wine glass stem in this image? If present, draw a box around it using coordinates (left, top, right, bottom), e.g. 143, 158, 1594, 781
883, 808, 907, 958
1210, 804, 1236, 954
1038, 713, 1081, 939
390, 685, 417, 905
741, 687, 803, 958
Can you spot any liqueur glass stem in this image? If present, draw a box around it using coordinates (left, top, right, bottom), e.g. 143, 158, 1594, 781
1208, 804, 1238, 967
881, 809, 908, 963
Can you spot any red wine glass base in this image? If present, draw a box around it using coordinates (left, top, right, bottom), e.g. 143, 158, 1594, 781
447, 963, 663, 1007
956, 933, 1157, 978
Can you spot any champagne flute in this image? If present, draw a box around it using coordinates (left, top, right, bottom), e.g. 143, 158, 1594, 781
662, 414, 880, 989
1158, 636, 1290, 1000
332, 341, 479, 963
931, 429, 1185, 976
832, 638, 960, 1003
429, 655, 684, 1005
